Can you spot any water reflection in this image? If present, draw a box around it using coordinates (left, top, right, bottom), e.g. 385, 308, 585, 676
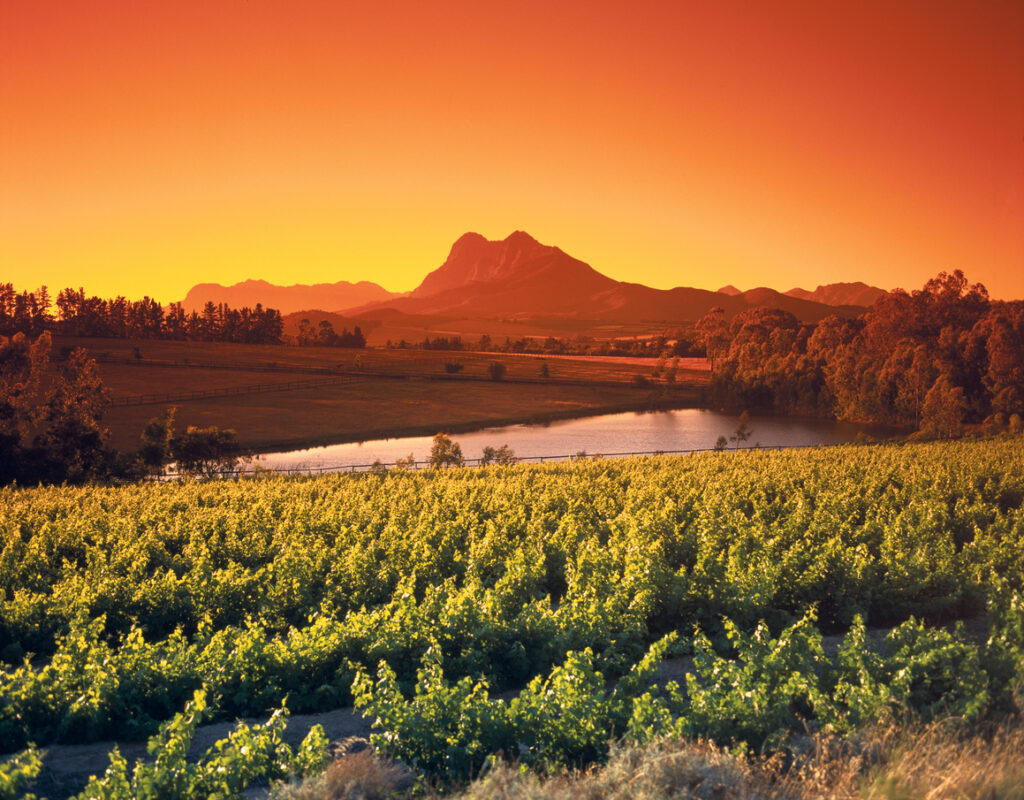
252, 409, 891, 473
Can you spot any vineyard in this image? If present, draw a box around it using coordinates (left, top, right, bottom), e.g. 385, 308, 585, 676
2, 437, 1023, 797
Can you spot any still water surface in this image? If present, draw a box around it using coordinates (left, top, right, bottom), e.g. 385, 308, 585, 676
252, 409, 889, 473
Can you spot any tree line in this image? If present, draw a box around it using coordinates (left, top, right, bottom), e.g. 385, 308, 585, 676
0, 283, 285, 344
386, 332, 703, 357
696, 270, 1024, 437
295, 318, 366, 348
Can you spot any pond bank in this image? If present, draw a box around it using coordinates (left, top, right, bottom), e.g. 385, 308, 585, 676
242, 392, 703, 455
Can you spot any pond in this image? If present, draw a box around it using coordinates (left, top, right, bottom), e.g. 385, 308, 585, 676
250, 408, 893, 473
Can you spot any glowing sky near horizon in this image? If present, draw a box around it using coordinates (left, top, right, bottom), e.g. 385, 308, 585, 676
2, 0, 1023, 302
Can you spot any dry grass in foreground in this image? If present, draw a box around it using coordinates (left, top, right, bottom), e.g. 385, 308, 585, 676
272, 719, 1024, 800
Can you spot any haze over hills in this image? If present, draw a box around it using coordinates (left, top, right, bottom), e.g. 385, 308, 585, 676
180, 279, 400, 315
180, 232, 875, 326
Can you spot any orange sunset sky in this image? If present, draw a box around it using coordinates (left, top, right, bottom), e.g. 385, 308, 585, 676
2, 0, 1022, 303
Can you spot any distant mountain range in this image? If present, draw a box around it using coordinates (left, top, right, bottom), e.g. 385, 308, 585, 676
783, 282, 887, 307
180, 279, 400, 315
182, 232, 885, 325
717, 281, 886, 307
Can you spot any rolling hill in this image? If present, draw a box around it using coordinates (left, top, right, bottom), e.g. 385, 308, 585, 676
180, 279, 400, 315
785, 282, 887, 307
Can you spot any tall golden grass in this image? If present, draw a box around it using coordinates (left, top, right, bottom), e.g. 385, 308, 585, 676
273, 719, 1024, 800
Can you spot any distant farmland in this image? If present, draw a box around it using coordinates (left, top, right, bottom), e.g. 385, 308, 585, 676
57, 337, 706, 452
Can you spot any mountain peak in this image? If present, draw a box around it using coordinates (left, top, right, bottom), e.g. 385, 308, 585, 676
413, 231, 558, 298
504, 230, 539, 245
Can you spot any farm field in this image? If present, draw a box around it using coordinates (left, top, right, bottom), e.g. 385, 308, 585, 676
53, 336, 705, 452
58, 336, 707, 384
102, 377, 677, 454
2, 437, 1023, 797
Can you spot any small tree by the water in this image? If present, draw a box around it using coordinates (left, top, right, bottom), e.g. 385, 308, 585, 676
730, 412, 753, 449
394, 453, 416, 470
429, 433, 464, 468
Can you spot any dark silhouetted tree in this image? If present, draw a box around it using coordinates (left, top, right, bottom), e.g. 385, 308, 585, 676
0, 332, 124, 484
139, 407, 176, 476
171, 426, 247, 478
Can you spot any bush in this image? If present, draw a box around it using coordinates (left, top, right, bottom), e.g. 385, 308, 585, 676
680, 611, 832, 750
77, 691, 329, 799
352, 648, 514, 780
444, 361, 464, 374
488, 362, 506, 381
835, 616, 989, 725
351, 637, 677, 779
0, 747, 41, 800
480, 445, 517, 466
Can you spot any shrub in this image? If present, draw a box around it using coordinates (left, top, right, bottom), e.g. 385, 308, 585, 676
77, 691, 329, 799
835, 616, 989, 724
352, 637, 677, 779
480, 445, 517, 466
172, 425, 248, 478
352, 648, 514, 780
0, 747, 41, 800
680, 611, 833, 750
